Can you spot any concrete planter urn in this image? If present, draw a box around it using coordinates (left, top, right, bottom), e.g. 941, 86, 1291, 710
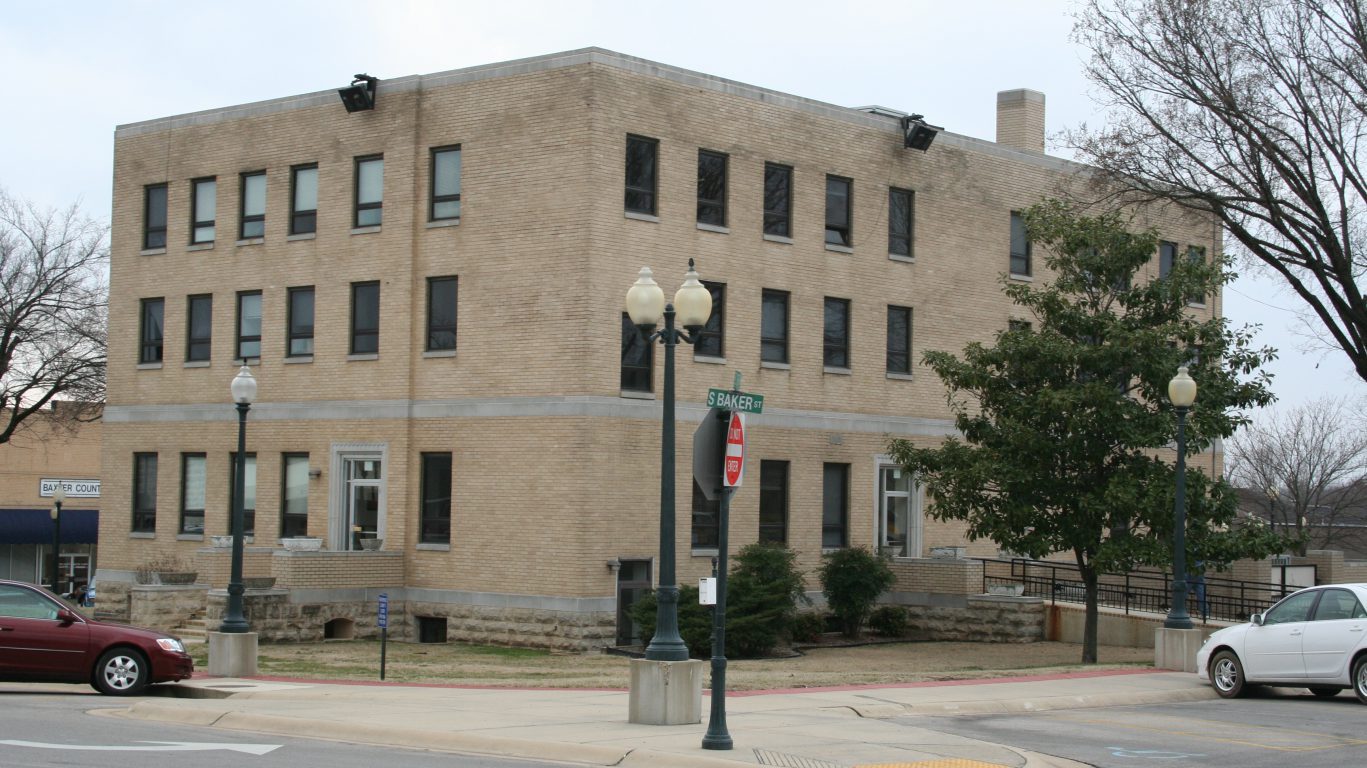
210, 535, 254, 548
155, 572, 198, 585
987, 583, 1026, 597
359, 537, 383, 551
282, 537, 323, 552
243, 576, 277, 590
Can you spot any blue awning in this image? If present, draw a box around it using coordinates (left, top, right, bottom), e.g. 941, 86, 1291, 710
0, 509, 100, 545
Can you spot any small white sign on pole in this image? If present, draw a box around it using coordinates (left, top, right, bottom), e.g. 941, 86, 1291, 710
698, 577, 717, 605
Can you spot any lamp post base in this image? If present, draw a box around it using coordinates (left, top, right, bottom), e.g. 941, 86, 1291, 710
207, 631, 259, 677
1154, 627, 1204, 672
627, 658, 703, 725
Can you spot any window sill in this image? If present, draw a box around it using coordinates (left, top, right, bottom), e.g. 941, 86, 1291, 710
347, 353, 379, 362
696, 223, 729, 234
137, 362, 163, 370
760, 361, 791, 371
691, 548, 719, 558
416, 542, 451, 551
284, 355, 314, 364
762, 234, 793, 245
1188, 301, 1207, 309
425, 218, 461, 229
350, 226, 382, 235
889, 253, 915, 264
140, 247, 167, 257
693, 355, 727, 365
620, 389, 656, 400
187, 242, 215, 252
823, 366, 852, 376
423, 349, 458, 358
1009, 272, 1033, 282
825, 244, 854, 254
287, 232, 316, 242
183, 360, 210, 369
235, 358, 260, 367
886, 372, 914, 381
625, 211, 660, 223
130, 531, 155, 539
177, 533, 204, 541
236, 237, 265, 247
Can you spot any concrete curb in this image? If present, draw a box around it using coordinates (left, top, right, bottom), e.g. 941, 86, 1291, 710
843, 685, 1218, 717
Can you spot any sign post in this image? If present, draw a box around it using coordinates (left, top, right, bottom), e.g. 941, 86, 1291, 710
377, 593, 389, 680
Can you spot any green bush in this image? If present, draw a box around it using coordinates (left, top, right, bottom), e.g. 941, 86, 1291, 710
628, 584, 712, 658
789, 611, 827, 643
867, 605, 909, 638
819, 547, 895, 638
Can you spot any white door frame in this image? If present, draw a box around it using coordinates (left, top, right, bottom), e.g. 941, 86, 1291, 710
329, 443, 388, 551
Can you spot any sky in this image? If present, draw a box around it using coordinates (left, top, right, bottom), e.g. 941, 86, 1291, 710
2, 0, 1361, 420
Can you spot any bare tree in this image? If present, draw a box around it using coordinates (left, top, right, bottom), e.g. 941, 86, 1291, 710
1073, 0, 1367, 382
1227, 397, 1367, 555
0, 188, 107, 443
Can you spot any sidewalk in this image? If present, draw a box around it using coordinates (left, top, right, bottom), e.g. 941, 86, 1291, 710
99, 668, 1216, 768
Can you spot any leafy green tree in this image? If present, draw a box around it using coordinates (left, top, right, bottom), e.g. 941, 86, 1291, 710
819, 547, 895, 638
889, 200, 1286, 663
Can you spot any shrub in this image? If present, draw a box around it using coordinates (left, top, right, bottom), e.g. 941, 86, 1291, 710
868, 605, 909, 638
790, 611, 827, 644
819, 547, 895, 638
628, 585, 712, 658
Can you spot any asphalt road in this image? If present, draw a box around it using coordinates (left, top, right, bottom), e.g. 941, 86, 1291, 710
0, 689, 577, 768
901, 687, 1367, 768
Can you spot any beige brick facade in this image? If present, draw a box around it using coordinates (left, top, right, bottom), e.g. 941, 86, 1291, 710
100, 49, 1222, 649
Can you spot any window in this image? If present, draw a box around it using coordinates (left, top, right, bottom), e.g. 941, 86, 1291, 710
697, 150, 727, 227
290, 164, 318, 234
761, 290, 789, 364
825, 175, 852, 247
354, 155, 383, 227
1312, 588, 1366, 621
1187, 245, 1206, 303
236, 291, 262, 360
350, 282, 380, 354
695, 282, 725, 358
139, 298, 164, 364
888, 188, 914, 257
239, 171, 266, 239
620, 313, 652, 392
1008, 319, 1033, 333
430, 146, 462, 221
191, 177, 216, 244
281, 453, 309, 538
426, 277, 457, 351
144, 183, 168, 249
758, 460, 789, 544
624, 135, 658, 215
420, 453, 452, 544
287, 287, 314, 357
186, 294, 212, 362
887, 305, 912, 375
229, 452, 257, 536
180, 453, 206, 534
822, 463, 849, 549
132, 453, 157, 533
880, 465, 915, 557
1010, 211, 1031, 276
1159, 240, 1178, 278
824, 297, 851, 368
763, 163, 792, 237
691, 478, 719, 549
1263, 590, 1318, 625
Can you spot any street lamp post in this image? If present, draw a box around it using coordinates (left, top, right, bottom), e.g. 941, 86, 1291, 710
49, 486, 66, 594
625, 260, 712, 662
220, 366, 257, 633
1165, 366, 1197, 630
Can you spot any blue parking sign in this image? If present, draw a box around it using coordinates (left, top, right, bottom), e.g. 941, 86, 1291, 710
378, 593, 388, 629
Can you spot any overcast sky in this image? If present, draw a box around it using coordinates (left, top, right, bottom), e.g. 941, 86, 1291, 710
3, 0, 1361, 419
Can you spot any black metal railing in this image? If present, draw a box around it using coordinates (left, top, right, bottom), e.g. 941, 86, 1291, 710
979, 558, 1313, 624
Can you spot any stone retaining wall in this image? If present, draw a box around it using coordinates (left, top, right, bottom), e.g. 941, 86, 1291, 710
893, 595, 1045, 643
128, 584, 209, 633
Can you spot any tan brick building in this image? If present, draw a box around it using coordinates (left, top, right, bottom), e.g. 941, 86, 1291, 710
98, 49, 1221, 648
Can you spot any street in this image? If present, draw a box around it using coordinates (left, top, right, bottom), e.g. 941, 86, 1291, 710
0, 688, 577, 768
902, 687, 1367, 768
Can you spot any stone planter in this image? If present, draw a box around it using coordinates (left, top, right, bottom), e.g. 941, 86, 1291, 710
210, 535, 233, 548
359, 537, 383, 551
987, 583, 1026, 597
243, 576, 277, 590
155, 571, 198, 585
930, 546, 967, 559
282, 537, 323, 551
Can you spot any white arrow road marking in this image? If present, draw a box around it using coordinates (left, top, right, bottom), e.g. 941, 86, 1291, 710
0, 740, 281, 755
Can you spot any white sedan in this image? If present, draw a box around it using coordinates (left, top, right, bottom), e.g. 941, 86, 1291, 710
1197, 583, 1367, 703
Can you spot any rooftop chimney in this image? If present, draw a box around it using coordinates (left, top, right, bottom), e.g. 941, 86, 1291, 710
996, 89, 1046, 153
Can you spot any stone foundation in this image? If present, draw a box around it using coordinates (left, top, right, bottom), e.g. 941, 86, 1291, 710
129, 584, 210, 633
886, 594, 1045, 643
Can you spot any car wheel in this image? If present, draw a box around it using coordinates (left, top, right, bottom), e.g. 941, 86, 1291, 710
93, 648, 149, 696
1210, 650, 1247, 698
1308, 686, 1340, 698
1354, 655, 1367, 705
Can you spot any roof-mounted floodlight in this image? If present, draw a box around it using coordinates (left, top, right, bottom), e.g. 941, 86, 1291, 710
900, 114, 942, 152
338, 74, 378, 113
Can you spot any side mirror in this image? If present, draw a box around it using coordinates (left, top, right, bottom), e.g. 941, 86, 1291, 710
56, 608, 78, 625
1250, 613, 1264, 626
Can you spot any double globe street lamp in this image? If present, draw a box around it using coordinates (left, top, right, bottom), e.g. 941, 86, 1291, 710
1165, 366, 1197, 630
625, 260, 712, 661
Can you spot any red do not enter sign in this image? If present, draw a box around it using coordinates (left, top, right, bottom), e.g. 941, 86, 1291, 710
724, 412, 745, 487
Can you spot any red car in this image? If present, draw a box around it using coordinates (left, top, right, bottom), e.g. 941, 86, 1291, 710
0, 579, 193, 695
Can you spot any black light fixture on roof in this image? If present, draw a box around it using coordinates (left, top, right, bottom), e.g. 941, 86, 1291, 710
900, 113, 942, 151
338, 74, 378, 113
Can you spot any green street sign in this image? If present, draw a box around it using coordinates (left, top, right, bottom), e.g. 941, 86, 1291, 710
707, 388, 764, 414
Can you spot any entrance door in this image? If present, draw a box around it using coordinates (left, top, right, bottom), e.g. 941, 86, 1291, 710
616, 559, 653, 647
344, 459, 382, 551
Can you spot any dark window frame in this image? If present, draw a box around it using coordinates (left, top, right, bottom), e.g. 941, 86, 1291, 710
429, 145, 462, 222
822, 463, 850, 549
228, 452, 257, 537
420, 452, 453, 544
824, 297, 851, 368
763, 163, 792, 237
887, 305, 913, 375
759, 460, 789, 544
1186, 245, 1207, 304
179, 452, 206, 535
696, 149, 728, 227
143, 183, 168, 249
132, 453, 158, 533
695, 282, 725, 358
825, 175, 852, 247
888, 187, 914, 257
280, 453, 310, 539
287, 286, 315, 358
761, 289, 790, 364
186, 294, 212, 362
289, 163, 318, 235
1010, 211, 1032, 276
620, 312, 653, 392
691, 478, 720, 550
350, 281, 380, 354
624, 134, 658, 215
236, 290, 262, 361
239, 170, 266, 239
190, 176, 216, 245
139, 297, 164, 364
426, 276, 458, 352
1159, 240, 1178, 279
353, 155, 384, 228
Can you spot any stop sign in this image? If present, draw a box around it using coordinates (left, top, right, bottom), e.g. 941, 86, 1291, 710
724, 412, 745, 487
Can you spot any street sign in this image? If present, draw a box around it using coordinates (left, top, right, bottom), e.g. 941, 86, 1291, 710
724, 412, 745, 487
693, 408, 727, 501
377, 593, 389, 628
699, 577, 717, 605
707, 388, 763, 414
